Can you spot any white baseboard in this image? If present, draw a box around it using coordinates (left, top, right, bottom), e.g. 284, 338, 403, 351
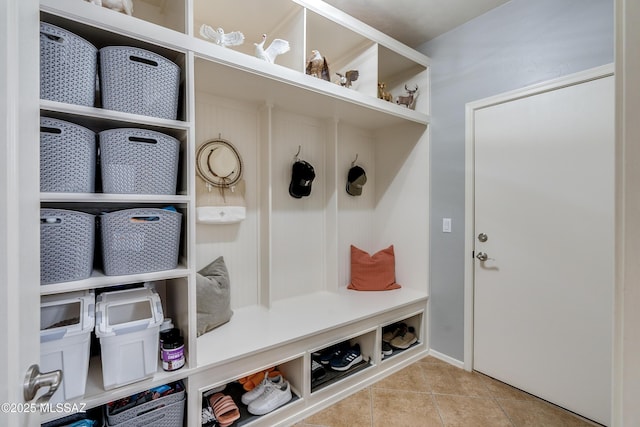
427, 348, 465, 369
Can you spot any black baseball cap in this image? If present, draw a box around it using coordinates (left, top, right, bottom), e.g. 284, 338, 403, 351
346, 165, 367, 196
289, 160, 315, 198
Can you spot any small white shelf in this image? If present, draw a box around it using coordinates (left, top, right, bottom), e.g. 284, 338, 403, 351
39, 266, 190, 295
196, 287, 428, 369
40, 357, 192, 423
193, 54, 429, 129
40, 193, 190, 204
39, 99, 191, 131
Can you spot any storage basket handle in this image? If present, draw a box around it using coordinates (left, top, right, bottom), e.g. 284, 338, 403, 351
129, 55, 159, 67
40, 126, 63, 135
129, 215, 161, 223
41, 217, 62, 225
128, 136, 158, 144
135, 412, 166, 426
40, 31, 66, 45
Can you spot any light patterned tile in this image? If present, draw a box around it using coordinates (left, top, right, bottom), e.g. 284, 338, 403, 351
372, 389, 442, 427
498, 398, 599, 427
418, 355, 450, 366
421, 362, 491, 397
372, 363, 431, 393
477, 373, 537, 402
303, 388, 372, 427
435, 394, 513, 427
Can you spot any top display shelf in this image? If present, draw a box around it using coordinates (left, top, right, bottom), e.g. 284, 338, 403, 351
40, 0, 431, 126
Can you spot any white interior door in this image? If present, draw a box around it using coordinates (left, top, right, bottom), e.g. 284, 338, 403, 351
470, 69, 614, 425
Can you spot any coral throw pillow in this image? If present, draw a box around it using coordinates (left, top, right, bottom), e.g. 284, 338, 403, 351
348, 245, 401, 291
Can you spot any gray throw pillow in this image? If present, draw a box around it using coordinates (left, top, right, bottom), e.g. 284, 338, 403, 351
196, 256, 233, 336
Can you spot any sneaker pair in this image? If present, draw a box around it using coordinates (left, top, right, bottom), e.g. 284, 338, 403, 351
381, 341, 393, 359
311, 358, 326, 380
242, 372, 293, 416
330, 343, 363, 371
318, 342, 350, 365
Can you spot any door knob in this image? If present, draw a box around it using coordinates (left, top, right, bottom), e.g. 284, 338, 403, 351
476, 252, 489, 261
23, 364, 62, 403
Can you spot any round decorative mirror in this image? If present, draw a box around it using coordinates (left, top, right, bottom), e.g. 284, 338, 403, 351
196, 138, 243, 188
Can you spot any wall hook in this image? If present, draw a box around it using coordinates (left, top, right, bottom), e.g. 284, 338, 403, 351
294, 145, 301, 162
351, 153, 358, 167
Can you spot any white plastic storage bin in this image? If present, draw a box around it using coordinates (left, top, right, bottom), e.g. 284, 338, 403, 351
40, 290, 95, 404
40, 117, 96, 193
95, 288, 164, 390
99, 128, 179, 195
100, 208, 182, 276
40, 209, 95, 285
99, 46, 180, 119
40, 22, 97, 106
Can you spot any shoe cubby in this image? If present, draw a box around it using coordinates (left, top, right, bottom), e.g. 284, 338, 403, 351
380, 311, 424, 362
200, 358, 303, 427
310, 329, 376, 394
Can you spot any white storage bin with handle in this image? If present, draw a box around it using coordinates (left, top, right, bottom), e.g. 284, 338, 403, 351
95, 287, 164, 390
40, 290, 95, 404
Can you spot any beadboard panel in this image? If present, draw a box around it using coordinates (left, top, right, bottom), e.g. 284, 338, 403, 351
337, 123, 376, 289
194, 92, 260, 308
270, 110, 327, 301
373, 123, 429, 291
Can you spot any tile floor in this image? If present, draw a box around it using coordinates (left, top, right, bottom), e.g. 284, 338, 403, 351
294, 356, 599, 427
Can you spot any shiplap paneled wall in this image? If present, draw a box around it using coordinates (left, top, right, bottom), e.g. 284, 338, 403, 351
195, 92, 260, 308
271, 110, 327, 301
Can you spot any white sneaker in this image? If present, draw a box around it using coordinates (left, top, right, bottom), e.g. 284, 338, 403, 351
241, 373, 284, 405
247, 380, 292, 415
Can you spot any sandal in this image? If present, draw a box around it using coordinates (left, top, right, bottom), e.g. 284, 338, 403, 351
390, 326, 417, 349
209, 393, 240, 427
242, 369, 281, 391
382, 323, 406, 343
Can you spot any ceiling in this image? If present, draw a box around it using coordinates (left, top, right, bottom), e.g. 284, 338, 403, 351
322, 0, 511, 48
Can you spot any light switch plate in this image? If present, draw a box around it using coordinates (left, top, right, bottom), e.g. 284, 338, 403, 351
442, 218, 452, 233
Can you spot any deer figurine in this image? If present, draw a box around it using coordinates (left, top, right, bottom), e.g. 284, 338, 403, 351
396, 84, 418, 109
377, 82, 393, 102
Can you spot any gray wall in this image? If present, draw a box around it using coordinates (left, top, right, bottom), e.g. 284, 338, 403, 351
418, 0, 614, 361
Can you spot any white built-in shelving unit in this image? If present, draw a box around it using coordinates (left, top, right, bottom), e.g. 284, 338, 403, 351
37, 0, 431, 424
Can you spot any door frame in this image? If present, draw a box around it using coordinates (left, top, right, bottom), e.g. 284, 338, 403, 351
1, 0, 42, 425
463, 63, 615, 372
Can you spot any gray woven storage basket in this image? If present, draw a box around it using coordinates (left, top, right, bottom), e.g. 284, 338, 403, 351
100, 208, 182, 276
40, 209, 95, 285
40, 22, 97, 106
106, 383, 185, 426
99, 128, 179, 195
40, 117, 96, 193
100, 46, 180, 119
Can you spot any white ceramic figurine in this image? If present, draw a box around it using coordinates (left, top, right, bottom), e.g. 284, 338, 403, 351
85, 0, 133, 16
